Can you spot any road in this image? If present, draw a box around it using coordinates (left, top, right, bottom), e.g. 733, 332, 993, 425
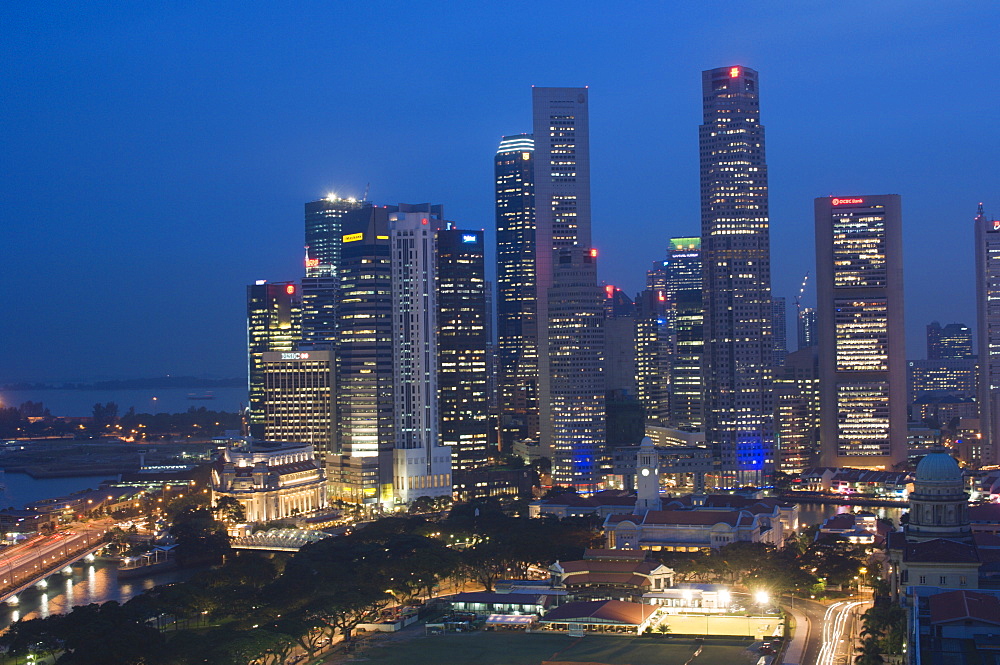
0, 521, 110, 598
785, 596, 869, 665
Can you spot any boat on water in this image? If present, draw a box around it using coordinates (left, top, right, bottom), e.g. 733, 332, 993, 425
185, 392, 215, 401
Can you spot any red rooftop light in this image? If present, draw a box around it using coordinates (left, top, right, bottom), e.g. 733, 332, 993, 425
285, 284, 295, 295
729, 67, 740, 78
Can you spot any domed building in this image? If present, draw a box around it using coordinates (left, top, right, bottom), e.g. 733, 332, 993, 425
905, 452, 971, 543
887, 452, 980, 597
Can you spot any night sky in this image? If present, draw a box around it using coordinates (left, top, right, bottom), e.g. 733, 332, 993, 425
3, 1, 998, 383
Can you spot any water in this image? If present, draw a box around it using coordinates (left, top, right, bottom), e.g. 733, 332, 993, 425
0, 560, 202, 629
795, 501, 905, 529
0, 472, 118, 509
0, 386, 247, 418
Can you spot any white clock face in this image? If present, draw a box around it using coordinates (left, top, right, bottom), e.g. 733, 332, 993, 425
641, 468, 650, 477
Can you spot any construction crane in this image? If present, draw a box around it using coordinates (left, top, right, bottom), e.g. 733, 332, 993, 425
794, 272, 810, 317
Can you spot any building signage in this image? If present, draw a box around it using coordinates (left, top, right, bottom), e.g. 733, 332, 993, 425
461, 234, 477, 243
342, 233, 364, 243
281, 352, 309, 360
831, 198, 864, 206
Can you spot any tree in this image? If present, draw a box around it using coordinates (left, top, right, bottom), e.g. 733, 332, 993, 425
214, 496, 247, 524
170, 506, 230, 564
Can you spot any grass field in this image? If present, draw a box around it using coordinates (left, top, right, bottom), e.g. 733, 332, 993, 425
346, 631, 755, 665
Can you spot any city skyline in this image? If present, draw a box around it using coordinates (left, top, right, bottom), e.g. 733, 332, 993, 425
3, 3, 1000, 383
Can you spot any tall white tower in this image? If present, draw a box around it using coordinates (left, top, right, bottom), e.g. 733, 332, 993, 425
635, 437, 660, 513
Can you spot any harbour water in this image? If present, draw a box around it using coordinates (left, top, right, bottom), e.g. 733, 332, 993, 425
0, 472, 118, 509
0, 386, 247, 418
795, 500, 905, 528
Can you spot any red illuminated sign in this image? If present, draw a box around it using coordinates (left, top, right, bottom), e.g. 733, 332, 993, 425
831, 198, 864, 206
590, 248, 598, 258
285, 284, 295, 295
729, 67, 740, 78
994, 220, 1000, 231
605, 285, 614, 298
421, 218, 428, 225
305, 258, 319, 268
658, 291, 665, 302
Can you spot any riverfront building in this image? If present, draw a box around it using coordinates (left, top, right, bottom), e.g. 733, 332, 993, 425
975, 203, 1000, 465
262, 350, 335, 476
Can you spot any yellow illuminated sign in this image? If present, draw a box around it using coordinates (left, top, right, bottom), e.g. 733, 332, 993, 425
343, 233, 364, 243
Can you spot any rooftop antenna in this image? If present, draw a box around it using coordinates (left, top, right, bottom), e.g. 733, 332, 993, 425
794, 272, 810, 318
362, 183, 370, 203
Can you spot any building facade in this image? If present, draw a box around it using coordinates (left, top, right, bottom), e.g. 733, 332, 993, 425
975, 203, 1000, 465
927, 322, 974, 360
436, 228, 490, 471
699, 65, 774, 484
262, 350, 335, 473
532, 87, 596, 460
494, 134, 538, 451
247, 281, 301, 439
211, 443, 327, 523
389, 209, 453, 503
815, 195, 907, 468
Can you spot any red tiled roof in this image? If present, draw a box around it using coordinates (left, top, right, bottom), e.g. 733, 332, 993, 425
929, 590, 1000, 626
905, 538, 979, 564
560, 560, 658, 575
584, 548, 647, 561
541, 600, 657, 625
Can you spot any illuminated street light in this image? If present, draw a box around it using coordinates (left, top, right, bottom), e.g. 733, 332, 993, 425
755, 590, 770, 606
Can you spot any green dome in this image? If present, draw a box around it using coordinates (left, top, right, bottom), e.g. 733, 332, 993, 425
915, 452, 962, 484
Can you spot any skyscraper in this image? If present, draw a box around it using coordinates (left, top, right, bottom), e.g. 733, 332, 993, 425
670, 289, 705, 431
331, 205, 397, 506
494, 134, 538, 451
247, 281, 301, 439
436, 228, 490, 471
975, 203, 1000, 465
772, 297, 787, 368
532, 87, 595, 460
635, 289, 671, 426
302, 196, 366, 348
665, 237, 702, 332
262, 350, 335, 471
774, 347, 820, 473
603, 286, 638, 397
815, 195, 906, 468
699, 65, 774, 484
548, 247, 605, 490
389, 208, 453, 503
926, 321, 974, 360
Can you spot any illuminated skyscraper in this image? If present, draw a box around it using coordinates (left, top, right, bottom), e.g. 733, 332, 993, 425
263, 350, 335, 472
494, 134, 538, 450
774, 347, 820, 473
548, 247, 605, 490
699, 65, 774, 483
815, 195, 906, 468
247, 281, 301, 439
331, 205, 397, 506
665, 237, 702, 332
532, 87, 595, 459
437, 228, 490, 471
670, 289, 704, 431
389, 208, 453, 503
302, 196, 366, 348
635, 289, 670, 426
975, 203, 1000, 464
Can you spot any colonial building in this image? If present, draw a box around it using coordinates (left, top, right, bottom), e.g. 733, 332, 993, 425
211, 443, 327, 523
549, 549, 675, 602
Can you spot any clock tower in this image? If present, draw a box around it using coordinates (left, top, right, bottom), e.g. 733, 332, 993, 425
635, 436, 660, 513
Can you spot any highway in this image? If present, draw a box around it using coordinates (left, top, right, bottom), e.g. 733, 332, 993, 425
0, 522, 110, 600
785, 596, 869, 665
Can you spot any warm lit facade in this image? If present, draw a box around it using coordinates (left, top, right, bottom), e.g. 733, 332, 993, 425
816, 195, 906, 468
262, 350, 335, 474
699, 65, 774, 485
774, 347, 820, 473
635, 289, 670, 426
211, 443, 327, 522
927, 321, 974, 360
247, 281, 301, 439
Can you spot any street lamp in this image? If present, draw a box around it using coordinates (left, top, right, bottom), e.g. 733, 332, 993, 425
755, 590, 770, 612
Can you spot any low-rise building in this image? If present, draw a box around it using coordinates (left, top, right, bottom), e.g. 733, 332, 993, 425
539, 600, 662, 635
210, 442, 327, 522
549, 549, 675, 602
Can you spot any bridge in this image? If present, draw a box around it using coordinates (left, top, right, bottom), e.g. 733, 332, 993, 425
230, 528, 331, 552
0, 525, 109, 604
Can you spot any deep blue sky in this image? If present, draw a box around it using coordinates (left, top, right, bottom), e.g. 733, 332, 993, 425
3, 1, 998, 383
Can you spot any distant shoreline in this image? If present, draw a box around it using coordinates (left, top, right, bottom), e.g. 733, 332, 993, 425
1, 376, 245, 391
